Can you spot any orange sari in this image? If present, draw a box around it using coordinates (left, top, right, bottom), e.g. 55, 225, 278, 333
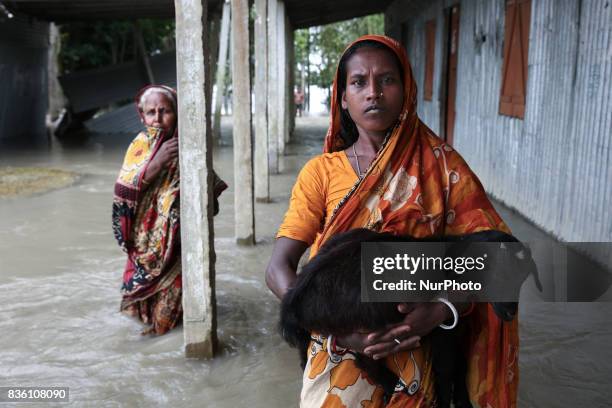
294, 35, 518, 407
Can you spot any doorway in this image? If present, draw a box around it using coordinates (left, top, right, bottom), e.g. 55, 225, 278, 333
441, 4, 460, 145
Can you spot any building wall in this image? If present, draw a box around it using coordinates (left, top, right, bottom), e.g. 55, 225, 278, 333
386, 0, 612, 266
0, 14, 49, 148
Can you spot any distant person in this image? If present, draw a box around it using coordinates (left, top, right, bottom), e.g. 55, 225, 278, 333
112, 85, 227, 335
295, 88, 305, 117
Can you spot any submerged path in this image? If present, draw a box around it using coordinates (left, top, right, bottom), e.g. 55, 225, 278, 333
0, 116, 610, 407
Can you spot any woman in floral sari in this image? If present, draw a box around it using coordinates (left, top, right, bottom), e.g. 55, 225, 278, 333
113, 85, 227, 335
266, 36, 518, 407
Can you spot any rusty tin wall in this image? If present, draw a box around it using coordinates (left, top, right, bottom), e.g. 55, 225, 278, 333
386, 0, 611, 266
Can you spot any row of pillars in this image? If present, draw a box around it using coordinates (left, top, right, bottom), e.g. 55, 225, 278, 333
174, 0, 295, 358
213, 0, 295, 243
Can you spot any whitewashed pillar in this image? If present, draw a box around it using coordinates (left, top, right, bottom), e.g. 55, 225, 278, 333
267, 0, 279, 174
174, 0, 217, 358
231, 0, 255, 244
285, 17, 294, 141
213, 1, 231, 141
287, 22, 295, 136
254, 0, 270, 202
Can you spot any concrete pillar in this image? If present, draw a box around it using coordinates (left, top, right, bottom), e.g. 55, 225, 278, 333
47, 23, 65, 122
231, 0, 255, 244
254, 0, 270, 202
267, 0, 279, 174
277, 0, 287, 157
174, 0, 217, 359
286, 18, 294, 140
46, 22, 66, 141
208, 9, 221, 125
213, 1, 231, 141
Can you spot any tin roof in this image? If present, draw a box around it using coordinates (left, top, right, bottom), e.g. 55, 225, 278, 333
7, 0, 392, 28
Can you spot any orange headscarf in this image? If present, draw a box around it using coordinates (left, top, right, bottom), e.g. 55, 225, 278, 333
306, 35, 518, 407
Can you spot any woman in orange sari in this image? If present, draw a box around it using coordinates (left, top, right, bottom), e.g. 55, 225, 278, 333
266, 35, 518, 407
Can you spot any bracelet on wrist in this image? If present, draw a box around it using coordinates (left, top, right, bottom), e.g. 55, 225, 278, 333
436, 297, 459, 330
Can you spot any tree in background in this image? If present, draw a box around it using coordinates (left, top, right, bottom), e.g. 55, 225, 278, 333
60, 20, 175, 74
294, 14, 384, 112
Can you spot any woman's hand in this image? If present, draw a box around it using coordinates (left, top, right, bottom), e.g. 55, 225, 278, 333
152, 137, 179, 168
143, 137, 179, 185
337, 330, 421, 357
338, 302, 451, 360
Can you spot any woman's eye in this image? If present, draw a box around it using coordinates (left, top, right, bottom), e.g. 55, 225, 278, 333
383, 76, 395, 84
352, 79, 365, 86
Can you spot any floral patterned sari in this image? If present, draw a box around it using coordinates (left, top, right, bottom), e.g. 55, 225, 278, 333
113, 85, 227, 335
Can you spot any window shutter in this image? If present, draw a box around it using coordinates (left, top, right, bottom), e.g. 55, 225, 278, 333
424, 20, 436, 101
499, 0, 531, 119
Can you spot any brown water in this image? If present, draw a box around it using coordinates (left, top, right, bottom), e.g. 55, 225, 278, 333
0, 116, 610, 407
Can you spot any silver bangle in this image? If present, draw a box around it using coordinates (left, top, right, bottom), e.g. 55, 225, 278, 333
436, 297, 459, 330
326, 334, 334, 356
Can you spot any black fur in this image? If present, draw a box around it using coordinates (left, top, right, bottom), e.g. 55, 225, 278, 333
280, 228, 535, 406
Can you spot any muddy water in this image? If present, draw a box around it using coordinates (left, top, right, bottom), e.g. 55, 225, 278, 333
1, 117, 611, 407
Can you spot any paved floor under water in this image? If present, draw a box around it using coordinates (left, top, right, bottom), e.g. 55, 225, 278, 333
0, 116, 610, 407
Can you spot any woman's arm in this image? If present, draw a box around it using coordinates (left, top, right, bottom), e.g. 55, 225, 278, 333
143, 137, 179, 186
266, 237, 309, 300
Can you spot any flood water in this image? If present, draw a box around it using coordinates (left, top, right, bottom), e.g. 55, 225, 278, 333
0, 116, 610, 407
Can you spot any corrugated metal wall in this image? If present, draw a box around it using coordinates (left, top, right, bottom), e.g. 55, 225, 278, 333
0, 14, 49, 149
386, 0, 611, 266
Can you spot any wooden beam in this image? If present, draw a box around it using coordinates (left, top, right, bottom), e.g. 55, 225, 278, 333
7, 0, 225, 22
231, 0, 255, 244
174, 0, 217, 359
133, 21, 155, 84
254, 0, 270, 202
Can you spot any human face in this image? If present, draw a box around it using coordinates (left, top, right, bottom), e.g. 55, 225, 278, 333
141, 92, 177, 134
341, 47, 404, 138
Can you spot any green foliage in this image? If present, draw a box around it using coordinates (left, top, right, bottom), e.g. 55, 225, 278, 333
59, 20, 175, 74
293, 14, 384, 106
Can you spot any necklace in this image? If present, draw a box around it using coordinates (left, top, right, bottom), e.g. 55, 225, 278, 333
352, 143, 365, 178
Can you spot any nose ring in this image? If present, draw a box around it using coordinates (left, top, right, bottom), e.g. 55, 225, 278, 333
379, 91, 384, 97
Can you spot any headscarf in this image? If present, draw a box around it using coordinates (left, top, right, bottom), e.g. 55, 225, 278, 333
135, 85, 178, 122
308, 35, 518, 407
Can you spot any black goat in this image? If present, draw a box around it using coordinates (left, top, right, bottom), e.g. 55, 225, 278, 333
280, 228, 537, 407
